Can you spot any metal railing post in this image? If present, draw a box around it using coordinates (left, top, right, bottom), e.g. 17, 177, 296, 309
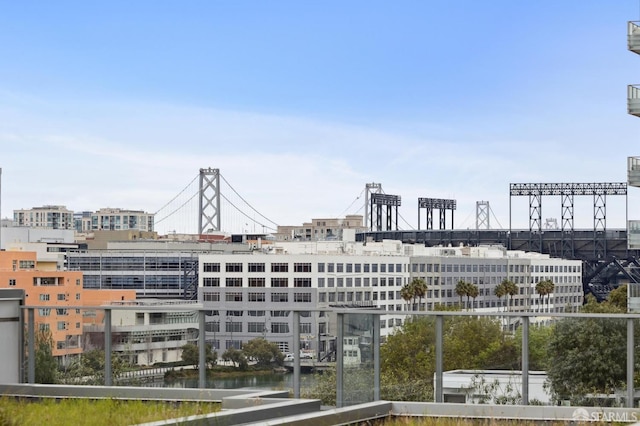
373, 313, 380, 401
104, 308, 112, 386
199, 309, 206, 388
293, 311, 300, 398
521, 315, 529, 405
336, 312, 344, 407
628, 318, 635, 408
435, 315, 443, 403
27, 308, 35, 384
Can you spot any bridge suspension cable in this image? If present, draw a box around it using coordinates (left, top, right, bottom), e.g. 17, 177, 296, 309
219, 173, 279, 228
154, 174, 199, 215
336, 188, 366, 218
220, 192, 278, 232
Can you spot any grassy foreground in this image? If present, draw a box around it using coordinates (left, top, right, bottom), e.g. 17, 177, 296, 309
0, 397, 219, 426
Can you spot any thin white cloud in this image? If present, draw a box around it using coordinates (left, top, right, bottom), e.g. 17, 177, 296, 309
0, 96, 636, 233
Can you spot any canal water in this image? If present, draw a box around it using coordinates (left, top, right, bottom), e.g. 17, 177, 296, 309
155, 372, 319, 393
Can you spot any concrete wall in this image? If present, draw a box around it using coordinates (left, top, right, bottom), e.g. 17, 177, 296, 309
0, 289, 23, 383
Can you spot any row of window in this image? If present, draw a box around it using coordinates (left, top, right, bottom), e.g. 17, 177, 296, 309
202, 291, 312, 303
68, 257, 196, 271
83, 275, 184, 289
203, 262, 313, 273
411, 263, 581, 274
203, 262, 408, 274
204, 321, 314, 334
206, 310, 309, 317
202, 277, 312, 287
318, 291, 397, 303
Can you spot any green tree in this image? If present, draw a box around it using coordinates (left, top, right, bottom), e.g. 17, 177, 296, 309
60, 349, 128, 385
535, 279, 555, 313
546, 295, 638, 405
501, 280, 518, 311
514, 324, 552, 371
494, 282, 506, 311
378, 314, 516, 402
181, 343, 217, 369
455, 280, 469, 310
468, 284, 479, 311
222, 347, 248, 370
411, 278, 427, 311
181, 343, 199, 368
608, 284, 628, 311
400, 284, 413, 309
242, 338, 283, 367
34, 329, 58, 384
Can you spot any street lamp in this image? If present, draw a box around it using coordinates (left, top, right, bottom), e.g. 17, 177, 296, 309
212, 320, 219, 351
226, 317, 233, 349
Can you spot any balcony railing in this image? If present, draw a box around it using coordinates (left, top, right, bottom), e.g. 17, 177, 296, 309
628, 85, 640, 117
6, 301, 640, 422
629, 21, 640, 54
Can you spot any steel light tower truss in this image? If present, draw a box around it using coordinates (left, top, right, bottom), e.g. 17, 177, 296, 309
370, 193, 401, 232
198, 168, 221, 234
418, 198, 456, 230
476, 201, 490, 230
509, 182, 627, 259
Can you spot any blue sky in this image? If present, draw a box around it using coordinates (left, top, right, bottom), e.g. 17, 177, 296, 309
1, 1, 639, 233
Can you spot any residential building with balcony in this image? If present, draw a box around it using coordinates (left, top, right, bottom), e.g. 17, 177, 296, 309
273, 215, 366, 241
13, 205, 74, 230
91, 208, 154, 232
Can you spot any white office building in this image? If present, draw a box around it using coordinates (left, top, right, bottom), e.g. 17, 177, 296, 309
199, 235, 583, 356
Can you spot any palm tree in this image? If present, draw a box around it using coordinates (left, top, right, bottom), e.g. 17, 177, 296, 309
535, 279, 555, 313
494, 282, 506, 311
501, 279, 518, 311
455, 280, 468, 310
535, 280, 547, 313
468, 284, 479, 311
543, 279, 555, 313
410, 278, 427, 311
400, 284, 413, 310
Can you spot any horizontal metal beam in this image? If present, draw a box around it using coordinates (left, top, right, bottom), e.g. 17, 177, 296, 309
510, 182, 627, 196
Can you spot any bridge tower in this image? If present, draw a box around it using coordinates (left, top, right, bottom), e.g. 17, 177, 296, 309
364, 183, 383, 231
198, 168, 221, 234
475, 201, 490, 230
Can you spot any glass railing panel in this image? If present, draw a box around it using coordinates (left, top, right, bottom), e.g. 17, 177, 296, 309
339, 312, 376, 406
379, 312, 437, 402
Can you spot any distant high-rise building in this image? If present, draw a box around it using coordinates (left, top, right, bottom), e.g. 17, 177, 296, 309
274, 215, 366, 241
13, 205, 74, 230
91, 208, 154, 232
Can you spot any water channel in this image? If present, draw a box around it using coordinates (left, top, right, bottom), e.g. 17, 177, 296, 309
148, 372, 320, 394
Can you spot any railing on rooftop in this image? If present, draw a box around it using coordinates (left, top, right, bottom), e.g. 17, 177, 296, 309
14, 305, 640, 410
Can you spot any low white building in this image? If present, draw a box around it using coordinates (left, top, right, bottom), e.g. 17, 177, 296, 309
84, 299, 201, 366
441, 369, 551, 404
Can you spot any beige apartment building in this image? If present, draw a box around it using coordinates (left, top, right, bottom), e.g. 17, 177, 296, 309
273, 215, 365, 241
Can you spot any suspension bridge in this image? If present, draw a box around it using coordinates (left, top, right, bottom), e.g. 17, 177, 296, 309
152, 168, 282, 236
